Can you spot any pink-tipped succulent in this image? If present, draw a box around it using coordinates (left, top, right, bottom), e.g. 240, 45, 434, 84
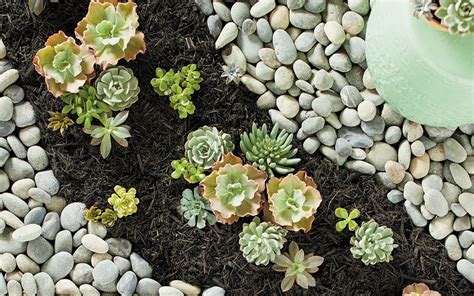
264, 171, 322, 233
33, 31, 96, 97
200, 153, 267, 224
403, 283, 441, 296
75, 0, 146, 69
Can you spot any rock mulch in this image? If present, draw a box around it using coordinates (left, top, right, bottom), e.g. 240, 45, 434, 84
196, 0, 474, 283
0, 40, 224, 295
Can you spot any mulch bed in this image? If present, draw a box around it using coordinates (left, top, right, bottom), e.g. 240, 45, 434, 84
1, 1, 473, 295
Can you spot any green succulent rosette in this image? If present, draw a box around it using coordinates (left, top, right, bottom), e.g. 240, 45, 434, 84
435, 0, 473, 35
107, 185, 139, 218
95, 66, 140, 111
178, 187, 216, 229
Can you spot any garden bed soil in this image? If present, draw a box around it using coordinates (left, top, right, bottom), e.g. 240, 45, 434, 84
1, 1, 473, 295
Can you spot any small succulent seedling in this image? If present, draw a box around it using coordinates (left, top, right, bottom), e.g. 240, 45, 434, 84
402, 283, 441, 296
171, 158, 206, 184
47, 111, 74, 136
107, 185, 139, 218
84, 205, 102, 223
178, 187, 216, 229
100, 208, 118, 228
335, 208, 360, 232
221, 64, 242, 85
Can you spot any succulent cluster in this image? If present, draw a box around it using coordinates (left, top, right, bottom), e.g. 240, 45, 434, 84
403, 283, 442, 296
240, 123, 301, 178
84, 185, 139, 228
435, 0, 473, 34
350, 220, 398, 265
151, 64, 203, 118
272, 241, 324, 292
335, 208, 360, 232
239, 217, 288, 266
171, 158, 206, 184
178, 187, 216, 229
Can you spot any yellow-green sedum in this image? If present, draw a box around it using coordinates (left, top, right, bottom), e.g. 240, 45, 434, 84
107, 185, 139, 218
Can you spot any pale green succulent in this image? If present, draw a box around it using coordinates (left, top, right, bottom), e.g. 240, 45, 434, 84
185, 126, 234, 169
240, 123, 301, 178
107, 186, 139, 218
413, 0, 438, 19
350, 220, 398, 265
435, 0, 473, 35
95, 66, 140, 111
239, 217, 288, 266
178, 187, 216, 229
221, 64, 242, 85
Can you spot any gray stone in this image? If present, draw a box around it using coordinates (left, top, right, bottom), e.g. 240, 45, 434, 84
27, 236, 53, 264
384, 161, 405, 184
273, 29, 297, 65
195, 0, 213, 15
117, 271, 138, 295
215, 23, 238, 50
93, 260, 119, 285
55, 279, 80, 295
87, 222, 107, 239
69, 263, 93, 285
54, 230, 72, 254
4, 158, 34, 181
3, 85, 24, 103
34, 272, 55, 296
242, 19, 257, 35
411, 140, 426, 157
345, 160, 376, 174
335, 138, 352, 157
203, 286, 226, 296
459, 192, 474, 216
449, 163, 472, 189
73, 245, 93, 264
82, 234, 109, 254
2, 193, 28, 217
60, 202, 86, 232
324, 21, 346, 45
21, 272, 37, 296
0, 210, 23, 229
28, 187, 51, 204
269, 110, 299, 133
387, 189, 404, 204
236, 32, 263, 64
339, 108, 360, 127
137, 278, 162, 295
11, 178, 35, 199
361, 115, 385, 137
41, 212, 60, 240
130, 252, 153, 279
290, 9, 321, 29
159, 286, 184, 296
316, 125, 337, 146
428, 212, 454, 240
421, 175, 443, 191
342, 11, 365, 35
365, 142, 397, 171
375, 172, 396, 189
0, 148, 9, 167
329, 53, 352, 72
308, 44, 330, 70
79, 284, 100, 296
398, 140, 411, 169
404, 200, 427, 227
27, 146, 48, 171
213, 0, 231, 22
274, 68, 295, 91
24, 207, 46, 226
445, 234, 462, 261
313, 23, 330, 46
348, 0, 370, 15
303, 137, 320, 154
230, 2, 250, 26
0, 171, 8, 193
343, 36, 365, 63
457, 259, 474, 284
338, 127, 373, 148
301, 117, 325, 135
403, 181, 423, 205
443, 138, 467, 163
0, 253, 16, 273
7, 280, 22, 296
73, 228, 87, 248
0, 121, 15, 137
423, 189, 449, 217
6, 136, 26, 159
357, 100, 376, 122
12, 102, 36, 128
41, 252, 74, 282
257, 91, 276, 110
453, 215, 470, 232
35, 170, 59, 195
295, 31, 316, 53
0, 96, 13, 121
207, 15, 222, 39
19, 126, 41, 147
381, 104, 404, 126
250, 0, 276, 18
441, 182, 461, 205
12, 224, 42, 242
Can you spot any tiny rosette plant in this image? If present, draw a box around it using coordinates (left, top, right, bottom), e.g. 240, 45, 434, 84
403, 283, 442, 296
335, 208, 360, 232
435, 0, 473, 35
95, 66, 140, 111
178, 187, 216, 229
200, 153, 267, 224
107, 185, 139, 218
185, 126, 234, 169
240, 123, 301, 178
101, 208, 118, 227
171, 158, 206, 184
221, 64, 242, 85
47, 111, 74, 136
75, 0, 146, 68
33, 31, 96, 97
151, 68, 180, 96
84, 205, 102, 223
264, 171, 322, 232
350, 220, 398, 265
272, 241, 324, 292
239, 217, 288, 266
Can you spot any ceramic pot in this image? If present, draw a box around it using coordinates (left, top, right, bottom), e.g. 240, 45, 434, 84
366, 0, 474, 128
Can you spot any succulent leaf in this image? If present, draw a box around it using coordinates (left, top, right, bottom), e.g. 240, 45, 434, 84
95, 66, 140, 111
335, 207, 360, 232
178, 187, 216, 229
84, 205, 103, 223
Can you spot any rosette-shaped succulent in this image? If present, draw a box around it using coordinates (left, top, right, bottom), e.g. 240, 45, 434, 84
75, 0, 146, 68
435, 0, 473, 35
88, 111, 131, 159
200, 153, 267, 224
95, 66, 140, 111
47, 111, 74, 136
239, 217, 288, 266
403, 283, 442, 296
185, 126, 234, 169
350, 220, 398, 265
84, 205, 102, 223
264, 172, 322, 232
240, 123, 301, 178
221, 64, 242, 85
413, 0, 438, 19
178, 187, 216, 229
171, 158, 206, 184
272, 241, 324, 292
107, 185, 139, 218
33, 31, 96, 97
101, 208, 118, 227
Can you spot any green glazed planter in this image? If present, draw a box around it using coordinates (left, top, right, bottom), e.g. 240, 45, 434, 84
366, 0, 474, 128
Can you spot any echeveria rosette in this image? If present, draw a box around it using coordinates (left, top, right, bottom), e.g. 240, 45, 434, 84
95, 66, 140, 111
33, 31, 96, 97
403, 283, 442, 296
101, 208, 118, 227
350, 220, 398, 266
200, 153, 267, 224
178, 187, 216, 229
75, 0, 146, 68
107, 185, 139, 218
239, 217, 288, 266
264, 171, 322, 233
435, 0, 473, 35
185, 126, 235, 169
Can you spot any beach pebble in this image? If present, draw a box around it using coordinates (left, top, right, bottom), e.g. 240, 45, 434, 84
93, 260, 119, 285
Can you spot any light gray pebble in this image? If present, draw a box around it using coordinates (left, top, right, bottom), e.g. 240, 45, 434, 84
73, 245, 93, 264
19, 126, 41, 147
257, 91, 276, 110
207, 15, 222, 39
449, 163, 472, 189
342, 11, 364, 35
345, 160, 376, 174
301, 117, 325, 135
329, 53, 352, 72
324, 21, 346, 45
357, 100, 376, 122
338, 126, 373, 148
445, 234, 462, 261
340, 85, 363, 107
70, 263, 93, 285
293, 59, 312, 80
385, 126, 402, 144
273, 29, 297, 65
0, 210, 24, 229
73, 228, 88, 248
351, 148, 366, 160
295, 31, 316, 52
0, 253, 16, 273
242, 19, 257, 35
457, 260, 474, 283
60, 202, 86, 232
429, 212, 454, 240
12, 224, 42, 242
343, 36, 365, 64
7, 135, 26, 159
12, 102, 36, 128
93, 260, 119, 285
130, 252, 153, 279
348, 0, 370, 15
295, 80, 315, 94
213, 0, 231, 22
0, 121, 15, 137
339, 108, 360, 127
0, 171, 8, 192
313, 23, 330, 46
312, 69, 333, 90
290, 9, 322, 30
453, 216, 470, 232
312, 96, 333, 117
117, 271, 138, 295
28, 187, 51, 204
308, 44, 330, 70
404, 200, 427, 227
4, 158, 34, 181
421, 175, 443, 191
136, 278, 162, 295
41, 251, 74, 282
335, 138, 352, 157
324, 43, 341, 56
316, 125, 337, 146
27, 146, 48, 171
299, 93, 315, 110
256, 19, 273, 43
269, 110, 299, 133
361, 115, 385, 137
387, 189, 404, 204
215, 23, 238, 50
0, 96, 13, 121
303, 137, 320, 154
2, 193, 29, 217
230, 2, 250, 26
329, 70, 349, 92
424, 189, 449, 217
21, 273, 37, 295
55, 230, 72, 254
410, 140, 425, 157
195, 0, 213, 15
35, 170, 59, 195
34, 272, 55, 296
3, 85, 24, 103
55, 279, 80, 295
7, 280, 22, 296
41, 212, 60, 240
443, 138, 467, 163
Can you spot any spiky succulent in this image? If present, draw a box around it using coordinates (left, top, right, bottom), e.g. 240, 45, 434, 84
95, 66, 140, 111
239, 217, 288, 266
221, 64, 242, 85
47, 111, 74, 136
100, 208, 118, 228
403, 283, 442, 296
200, 153, 267, 224
272, 241, 324, 292
87, 111, 131, 159
33, 31, 96, 97
107, 186, 139, 218
240, 123, 301, 178
178, 187, 216, 229
435, 0, 473, 35
171, 158, 206, 184
350, 220, 398, 265
84, 205, 103, 223
75, 0, 146, 68
185, 126, 234, 169
413, 0, 439, 19
335, 208, 360, 232
264, 171, 322, 233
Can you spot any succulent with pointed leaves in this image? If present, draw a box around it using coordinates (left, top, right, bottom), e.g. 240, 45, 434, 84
413, 0, 438, 19
221, 64, 242, 85
178, 187, 216, 229
47, 111, 74, 136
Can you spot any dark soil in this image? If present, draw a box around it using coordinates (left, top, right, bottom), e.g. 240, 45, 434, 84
1, 1, 473, 295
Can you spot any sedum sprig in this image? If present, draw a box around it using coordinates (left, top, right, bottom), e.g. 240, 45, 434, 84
101, 208, 118, 228
171, 158, 206, 184
335, 208, 360, 232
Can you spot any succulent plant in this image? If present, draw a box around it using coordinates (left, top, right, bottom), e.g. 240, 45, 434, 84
413, 0, 439, 19
171, 158, 206, 184
28, 0, 46, 15
221, 64, 242, 85
239, 217, 288, 266
84, 205, 103, 223
75, 0, 146, 68
264, 171, 322, 233
200, 153, 267, 224
185, 126, 234, 169
435, 0, 473, 35
180, 64, 203, 91
107, 185, 139, 218
335, 207, 360, 232
350, 220, 398, 265
169, 84, 196, 119
87, 111, 131, 159
272, 241, 324, 292
178, 187, 216, 229
33, 31, 96, 97
150, 68, 180, 96
47, 111, 74, 136
95, 66, 140, 111
100, 208, 118, 227
240, 123, 301, 178
403, 283, 442, 296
